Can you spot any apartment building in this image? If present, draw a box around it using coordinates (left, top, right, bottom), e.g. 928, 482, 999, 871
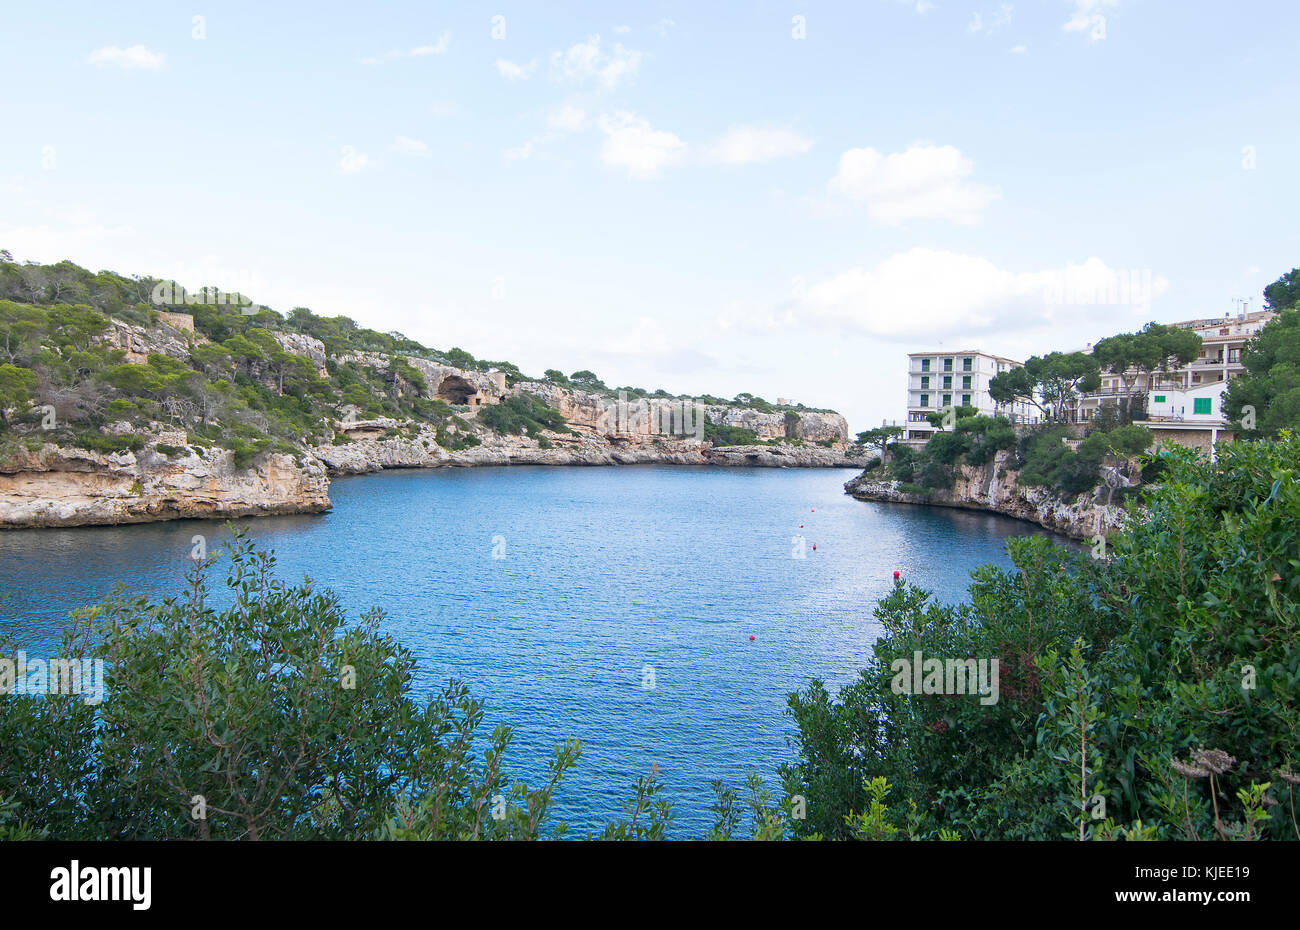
1070, 309, 1275, 459
903, 350, 1030, 443
1074, 310, 1275, 423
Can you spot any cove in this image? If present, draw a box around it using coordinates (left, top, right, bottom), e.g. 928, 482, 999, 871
0, 465, 1072, 835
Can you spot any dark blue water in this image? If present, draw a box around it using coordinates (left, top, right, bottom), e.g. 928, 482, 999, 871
0, 465, 1068, 835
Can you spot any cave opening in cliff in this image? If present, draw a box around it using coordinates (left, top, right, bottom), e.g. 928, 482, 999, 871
436, 375, 478, 405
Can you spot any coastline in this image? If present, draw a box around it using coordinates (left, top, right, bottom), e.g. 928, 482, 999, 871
0, 431, 870, 529
842, 451, 1130, 541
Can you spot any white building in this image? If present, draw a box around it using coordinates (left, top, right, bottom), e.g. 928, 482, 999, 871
1069, 309, 1274, 460
1073, 309, 1275, 424
903, 350, 1031, 443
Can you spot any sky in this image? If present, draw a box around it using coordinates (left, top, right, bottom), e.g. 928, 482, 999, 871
1, 0, 1296, 432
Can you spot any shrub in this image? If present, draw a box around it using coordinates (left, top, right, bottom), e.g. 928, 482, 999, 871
0, 533, 581, 840
782, 435, 1300, 841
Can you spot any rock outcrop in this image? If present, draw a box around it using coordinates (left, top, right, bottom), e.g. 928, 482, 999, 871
512, 382, 851, 445
315, 427, 871, 474
4, 309, 863, 527
0, 438, 331, 529
843, 450, 1129, 540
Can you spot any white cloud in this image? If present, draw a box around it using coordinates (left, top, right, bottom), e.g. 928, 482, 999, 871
884, 0, 935, 13
548, 104, 588, 132
652, 18, 677, 37
85, 45, 164, 70
339, 146, 370, 174
1064, 0, 1119, 39
827, 142, 999, 225
496, 58, 537, 81
411, 33, 451, 56
551, 36, 642, 90
1011, 44, 1029, 54
613, 25, 631, 34
361, 36, 450, 65
781, 249, 1168, 346
504, 139, 539, 161
504, 105, 588, 161
704, 127, 813, 165
970, 3, 1014, 34
390, 136, 430, 157
598, 112, 686, 180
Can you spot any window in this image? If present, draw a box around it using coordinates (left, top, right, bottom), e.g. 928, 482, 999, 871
961, 394, 971, 407
1153, 395, 1166, 404
920, 393, 929, 408
921, 358, 931, 372
1194, 397, 1212, 415
962, 358, 972, 371
943, 358, 953, 372
942, 394, 952, 408
962, 375, 972, 389
943, 376, 952, 389
920, 376, 929, 389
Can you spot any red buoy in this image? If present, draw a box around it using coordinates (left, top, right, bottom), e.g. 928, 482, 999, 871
749, 634, 755, 641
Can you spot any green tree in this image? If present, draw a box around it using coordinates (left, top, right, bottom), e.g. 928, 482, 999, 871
1263, 267, 1300, 311
990, 353, 1101, 423
0, 362, 37, 422
1223, 308, 1300, 436
568, 370, 606, 391
1092, 323, 1201, 422
856, 425, 904, 464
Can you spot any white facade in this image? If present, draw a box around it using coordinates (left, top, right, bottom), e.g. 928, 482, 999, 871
1144, 382, 1227, 424
904, 350, 1030, 442
1073, 310, 1275, 424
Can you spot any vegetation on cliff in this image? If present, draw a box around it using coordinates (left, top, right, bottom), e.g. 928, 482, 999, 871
873, 411, 1152, 499
0, 256, 840, 470
1225, 308, 1300, 438
783, 434, 1299, 840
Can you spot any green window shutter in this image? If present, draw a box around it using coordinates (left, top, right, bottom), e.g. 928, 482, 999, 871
943, 376, 952, 389
921, 359, 930, 372
921, 376, 929, 388
962, 376, 971, 389
1153, 394, 1165, 403
1194, 397, 1212, 415
963, 358, 972, 371
942, 394, 952, 408
920, 393, 929, 407
962, 394, 971, 407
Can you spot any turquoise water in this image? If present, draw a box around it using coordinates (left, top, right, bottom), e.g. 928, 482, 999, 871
0, 465, 1068, 835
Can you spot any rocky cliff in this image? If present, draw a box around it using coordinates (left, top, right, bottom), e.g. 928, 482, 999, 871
315, 426, 869, 474
1, 308, 863, 528
0, 435, 330, 529
843, 450, 1129, 540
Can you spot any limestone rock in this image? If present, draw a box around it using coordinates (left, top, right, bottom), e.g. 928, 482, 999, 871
843, 449, 1128, 540
0, 441, 330, 529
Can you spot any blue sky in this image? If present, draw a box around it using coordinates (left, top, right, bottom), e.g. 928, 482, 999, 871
2, 1, 1296, 431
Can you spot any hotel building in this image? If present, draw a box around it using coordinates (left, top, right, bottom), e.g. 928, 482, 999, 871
903, 350, 1032, 444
